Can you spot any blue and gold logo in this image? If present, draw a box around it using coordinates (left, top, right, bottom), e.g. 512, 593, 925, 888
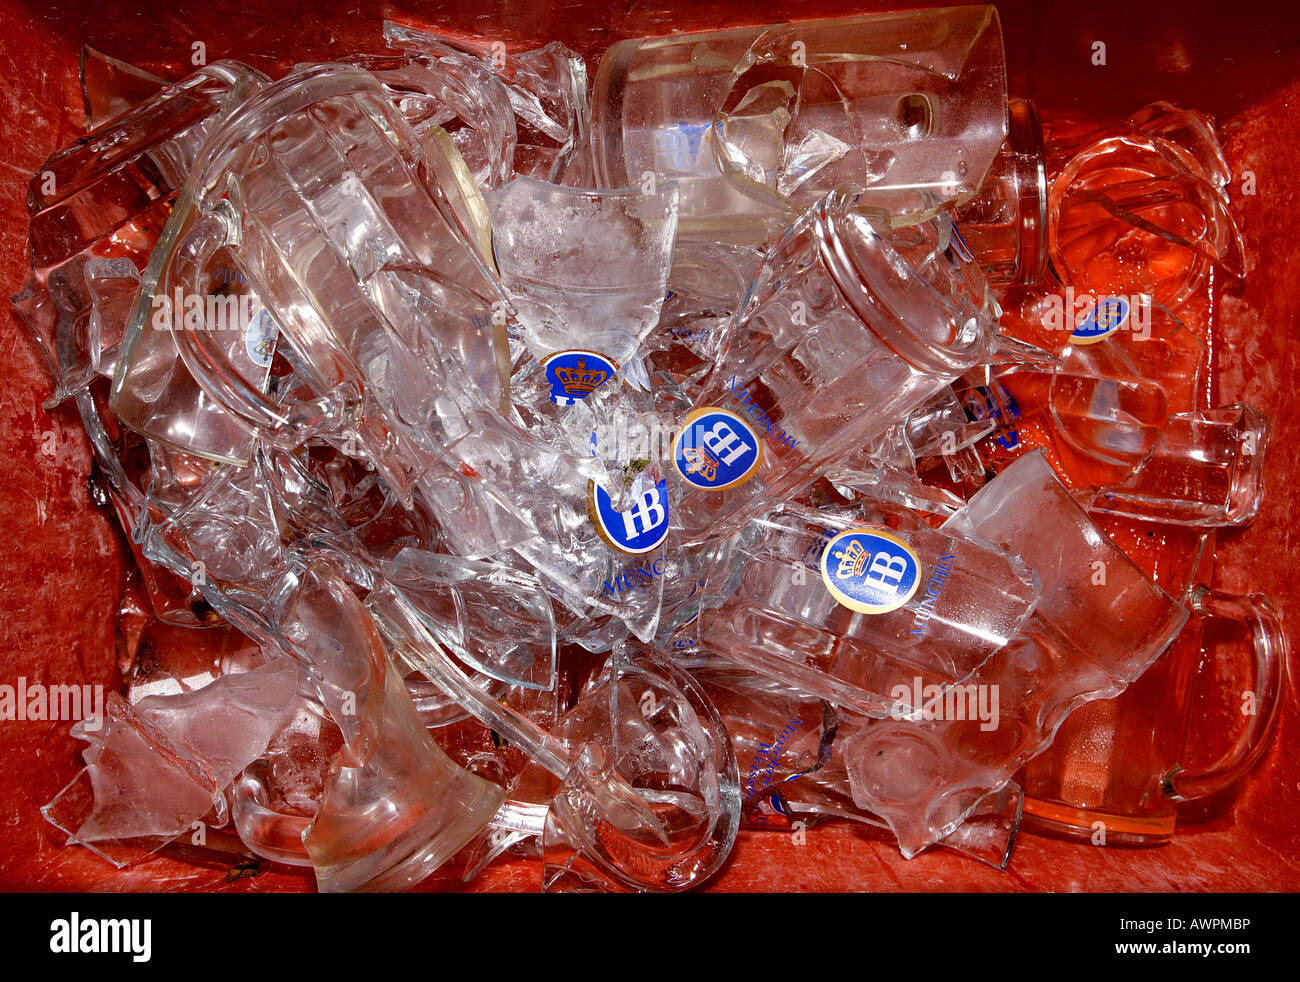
671, 407, 762, 490
542, 350, 617, 406
819, 528, 922, 615
1071, 297, 1130, 345
587, 478, 670, 555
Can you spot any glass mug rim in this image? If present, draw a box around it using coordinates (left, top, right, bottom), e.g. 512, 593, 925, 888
817, 190, 993, 378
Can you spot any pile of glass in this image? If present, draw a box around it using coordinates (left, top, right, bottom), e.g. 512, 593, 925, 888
14, 8, 1274, 891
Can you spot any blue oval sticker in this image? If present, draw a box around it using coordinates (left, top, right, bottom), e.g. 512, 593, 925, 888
542, 350, 617, 406
671, 407, 763, 490
587, 478, 670, 555
819, 528, 922, 615
1070, 297, 1130, 345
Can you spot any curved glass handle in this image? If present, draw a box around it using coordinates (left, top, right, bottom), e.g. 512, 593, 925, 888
230, 762, 313, 867
1163, 585, 1287, 801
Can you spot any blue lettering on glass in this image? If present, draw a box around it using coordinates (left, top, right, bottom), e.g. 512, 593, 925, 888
668, 324, 709, 342
214, 265, 248, 287
601, 556, 669, 597
741, 717, 802, 803
1071, 296, 1130, 344
542, 350, 617, 406
590, 478, 670, 555
819, 528, 922, 615
908, 553, 957, 638
962, 384, 1021, 450
672, 407, 762, 490
653, 122, 711, 171
723, 376, 800, 449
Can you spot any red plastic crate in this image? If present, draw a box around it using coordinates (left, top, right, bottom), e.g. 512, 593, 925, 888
0, 0, 1296, 891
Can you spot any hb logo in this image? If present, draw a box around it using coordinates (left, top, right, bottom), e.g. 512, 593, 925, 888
542, 350, 617, 406
672, 408, 762, 490
819, 528, 922, 615
588, 478, 670, 554
1071, 297, 1130, 345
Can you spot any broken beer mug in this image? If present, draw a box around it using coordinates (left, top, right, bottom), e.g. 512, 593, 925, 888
696, 501, 1039, 718
840, 451, 1188, 856
951, 97, 1049, 287
275, 561, 505, 892
1022, 575, 1286, 845
590, 5, 1008, 243
1048, 121, 1245, 311
115, 63, 509, 495
670, 189, 997, 546
488, 176, 679, 408
16, 61, 266, 410
1084, 403, 1269, 527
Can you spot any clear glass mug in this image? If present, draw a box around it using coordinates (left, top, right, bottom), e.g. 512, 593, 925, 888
688, 661, 1023, 869
840, 450, 1190, 857
1020, 578, 1286, 845
669, 188, 997, 546
951, 97, 1049, 287
1047, 129, 1245, 312
590, 5, 1008, 244
968, 295, 1206, 493
696, 501, 1039, 719
274, 561, 505, 892
1085, 403, 1269, 527
115, 63, 565, 565
486, 176, 679, 402
1047, 295, 1203, 462
115, 63, 508, 488
540, 643, 742, 892
14, 60, 263, 406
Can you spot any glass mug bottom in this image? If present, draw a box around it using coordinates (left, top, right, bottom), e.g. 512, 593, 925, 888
1022, 796, 1177, 845
1020, 584, 1285, 847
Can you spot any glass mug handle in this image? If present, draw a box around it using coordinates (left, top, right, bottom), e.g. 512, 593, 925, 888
1162, 585, 1287, 801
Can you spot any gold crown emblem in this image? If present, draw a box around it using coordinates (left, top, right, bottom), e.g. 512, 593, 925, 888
832, 540, 868, 580
554, 358, 608, 396
682, 446, 720, 482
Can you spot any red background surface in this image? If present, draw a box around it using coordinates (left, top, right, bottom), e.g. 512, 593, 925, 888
0, 0, 1297, 891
